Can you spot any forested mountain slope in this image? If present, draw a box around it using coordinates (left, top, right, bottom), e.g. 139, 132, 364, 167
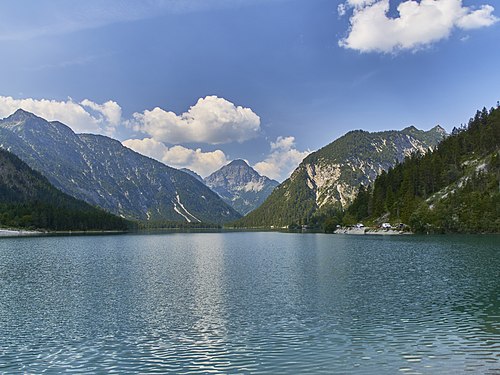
0, 148, 131, 231
345, 106, 500, 233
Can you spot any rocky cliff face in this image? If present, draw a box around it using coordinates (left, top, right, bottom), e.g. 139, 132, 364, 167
205, 159, 279, 215
0, 109, 241, 223
301, 126, 447, 208
233, 126, 447, 227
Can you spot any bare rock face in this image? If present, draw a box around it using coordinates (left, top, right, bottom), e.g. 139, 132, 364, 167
205, 159, 279, 215
302, 126, 447, 208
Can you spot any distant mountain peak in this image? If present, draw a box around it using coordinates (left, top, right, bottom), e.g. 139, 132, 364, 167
431, 124, 447, 135
5, 109, 41, 122
227, 159, 249, 167
13, 108, 33, 116
402, 125, 419, 132
205, 160, 279, 215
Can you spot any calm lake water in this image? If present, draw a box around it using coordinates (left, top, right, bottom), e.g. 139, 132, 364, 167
0, 232, 499, 374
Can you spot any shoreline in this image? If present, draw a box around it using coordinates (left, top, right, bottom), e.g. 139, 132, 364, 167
1, 227, 497, 238
334, 227, 411, 235
0, 229, 42, 237
0, 229, 129, 238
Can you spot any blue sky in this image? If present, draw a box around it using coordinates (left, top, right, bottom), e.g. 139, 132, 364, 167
0, 0, 498, 180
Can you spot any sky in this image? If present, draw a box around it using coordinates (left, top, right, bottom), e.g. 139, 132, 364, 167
0, 0, 498, 180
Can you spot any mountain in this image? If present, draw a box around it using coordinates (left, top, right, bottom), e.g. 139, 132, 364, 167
0, 109, 241, 223
204, 159, 279, 215
0, 148, 130, 231
232, 125, 446, 227
345, 106, 500, 233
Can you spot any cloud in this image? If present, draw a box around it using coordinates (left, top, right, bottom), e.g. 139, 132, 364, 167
81, 99, 122, 131
0, 96, 121, 135
253, 136, 310, 181
0, 94, 260, 147
122, 137, 228, 177
339, 0, 499, 53
131, 95, 261, 145
0, 94, 263, 177
456, 4, 497, 28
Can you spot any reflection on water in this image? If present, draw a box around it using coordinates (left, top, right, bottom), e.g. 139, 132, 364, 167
0, 233, 499, 374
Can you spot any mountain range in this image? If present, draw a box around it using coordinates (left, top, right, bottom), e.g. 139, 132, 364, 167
5, 107, 492, 234
0, 109, 241, 224
233, 125, 446, 227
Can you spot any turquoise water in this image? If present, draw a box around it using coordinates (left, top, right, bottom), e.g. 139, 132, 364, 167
0, 232, 499, 374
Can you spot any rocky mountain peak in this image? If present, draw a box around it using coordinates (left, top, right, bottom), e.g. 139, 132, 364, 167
206, 159, 270, 187
205, 160, 279, 215
403, 125, 418, 133
431, 125, 447, 135
227, 159, 249, 167
5, 109, 42, 123
209, 159, 259, 181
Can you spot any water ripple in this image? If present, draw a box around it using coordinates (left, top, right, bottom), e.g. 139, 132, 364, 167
0, 233, 499, 373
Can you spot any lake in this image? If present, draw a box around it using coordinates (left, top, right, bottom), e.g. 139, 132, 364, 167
0, 232, 499, 374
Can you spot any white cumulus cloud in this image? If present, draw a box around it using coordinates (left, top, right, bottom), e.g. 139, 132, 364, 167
122, 137, 228, 177
131, 95, 261, 145
253, 136, 310, 181
0, 96, 121, 135
0, 94, 269, 177
81, 99, 122, 126
339, 0, 499, 53
457, 4, 497, 28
